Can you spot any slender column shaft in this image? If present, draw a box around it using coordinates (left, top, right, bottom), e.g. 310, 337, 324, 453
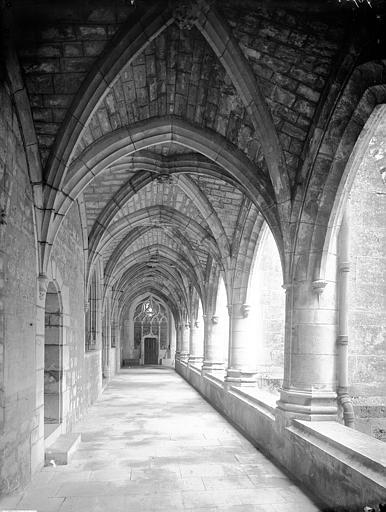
180, 322, 190, 362
175, 323, 182, 360
225, 304, 256, 385
188, 320, 203, 366
202, 315, 225, 373
337, 207, 354, 427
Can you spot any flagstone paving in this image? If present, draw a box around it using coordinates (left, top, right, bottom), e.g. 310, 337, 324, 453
0, 368, 322, 512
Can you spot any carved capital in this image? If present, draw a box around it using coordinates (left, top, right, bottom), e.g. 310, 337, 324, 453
38, 274, 49, 301
312, 279, 328, 295
156, 173, 173, 184
211, 315, 219, 325
241, 304, 250, 318
84, 301, 89, 313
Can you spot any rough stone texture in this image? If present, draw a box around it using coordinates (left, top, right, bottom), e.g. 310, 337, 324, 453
74, 23, 265, 171
16, 1, 137, 166
191, 175, 244, 243
50, 201, 101, 429
219, 1, 345, 186
0, 82, 37, 494
348, 136, 386, 440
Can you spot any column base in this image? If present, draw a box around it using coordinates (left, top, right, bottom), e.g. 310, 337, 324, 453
276, 387, 338, 423
225, 368, 257, 387
179, 352, 189, 363
201, 361, 225, 374
188, 355, 203, 367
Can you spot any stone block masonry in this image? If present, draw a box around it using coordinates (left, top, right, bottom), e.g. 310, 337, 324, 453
0, 82, 37, 494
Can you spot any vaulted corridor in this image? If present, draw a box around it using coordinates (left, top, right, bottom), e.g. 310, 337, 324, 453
1, 0, 386, 509
0, 368, 321, 512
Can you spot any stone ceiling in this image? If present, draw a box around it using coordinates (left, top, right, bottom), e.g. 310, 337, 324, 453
9, 0, 359, 319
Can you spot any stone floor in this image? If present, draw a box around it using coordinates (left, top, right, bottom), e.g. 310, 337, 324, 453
0, 368, 323, 512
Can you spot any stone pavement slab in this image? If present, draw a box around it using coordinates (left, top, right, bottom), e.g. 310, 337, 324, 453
0, 368, 322, 512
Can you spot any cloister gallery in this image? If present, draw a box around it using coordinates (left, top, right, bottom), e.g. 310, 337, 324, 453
0, 0, 385, 510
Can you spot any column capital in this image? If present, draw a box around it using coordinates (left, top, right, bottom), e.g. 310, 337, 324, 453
211, 315, 219, 324
312, 279, 328, 296
241, 304, 250, 318
38, 274, 49, 301
228, 303, 250, 318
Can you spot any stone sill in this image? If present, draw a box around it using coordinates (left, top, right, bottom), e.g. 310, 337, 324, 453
203, 372, 224, 389
189, 363, 203, 375
228, 386, 276, 421
289, 420, 386, 486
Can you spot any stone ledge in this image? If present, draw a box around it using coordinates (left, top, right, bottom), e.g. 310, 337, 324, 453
289, 420, 386, 488
187, 363, 203, 374
228, 386, 276, 421
45, 433, 81, 466
203, 372, 224, 389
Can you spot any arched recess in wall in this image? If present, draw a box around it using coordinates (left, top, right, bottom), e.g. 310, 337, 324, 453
44, 282, 63, 439
323, 104, 386, 440
247, 223, 285, 394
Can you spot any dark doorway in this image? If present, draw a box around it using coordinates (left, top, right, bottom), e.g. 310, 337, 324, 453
144, 337, 158, 365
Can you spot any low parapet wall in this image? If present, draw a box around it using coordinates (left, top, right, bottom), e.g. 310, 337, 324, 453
176, 361, 386, 511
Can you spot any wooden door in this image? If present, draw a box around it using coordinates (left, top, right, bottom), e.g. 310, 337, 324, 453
144, 337, 158, 364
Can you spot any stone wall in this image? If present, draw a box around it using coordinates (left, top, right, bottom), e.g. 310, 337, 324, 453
50, 201, 102, 429
0, 81, 38, 494
348, 154, 386, 441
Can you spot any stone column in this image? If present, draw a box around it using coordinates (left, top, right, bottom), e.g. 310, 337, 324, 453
180, 322, 190, 362
337, 208, 354, 427
175, 322, 182, 361
188, 320, 203, 366
202, 315, 225, 374
225, 303, 257, 385
276, 279, 337, 422
105, 314, 111, 379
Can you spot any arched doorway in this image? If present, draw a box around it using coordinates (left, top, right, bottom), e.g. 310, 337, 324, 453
128, 295, 170, 366
44, 282, 63, 438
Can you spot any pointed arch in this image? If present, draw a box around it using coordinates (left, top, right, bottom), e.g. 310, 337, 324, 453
42, 116, 277, 272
